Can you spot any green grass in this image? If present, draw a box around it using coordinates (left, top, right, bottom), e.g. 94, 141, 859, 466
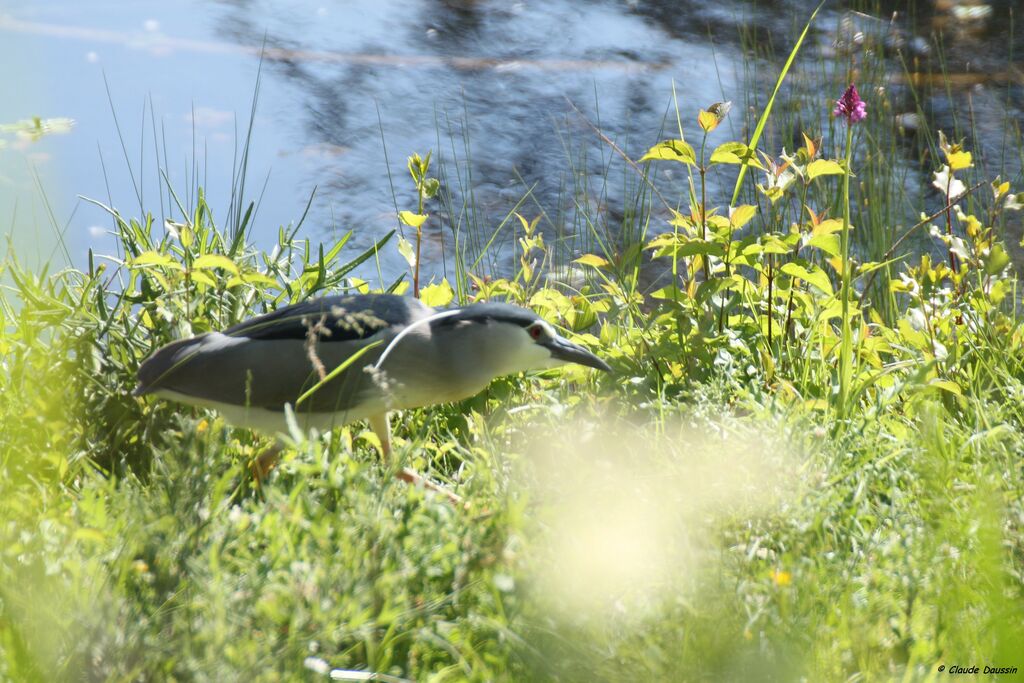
3, 150, 1024, 681
3, 7, 1024, 681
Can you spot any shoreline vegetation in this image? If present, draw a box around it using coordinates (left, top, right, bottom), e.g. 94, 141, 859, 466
3, 7, 1024, 681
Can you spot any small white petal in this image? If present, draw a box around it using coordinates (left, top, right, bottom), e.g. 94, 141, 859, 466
304, 657, 330, 674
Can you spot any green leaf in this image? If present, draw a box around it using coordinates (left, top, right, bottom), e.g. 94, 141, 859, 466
710, 142, 763, 169
226, 272, 279, 289
640, 139, 696, 166
947, 150, 972, 171
988, 278, 1010, 304
741, 235, 795, 258
407, 152, 428, 183
386, 276, 410, 295
695, 276, 735, 305
398, 211, 428, 229
422, 178, 440, 198
347, 277, 371, 294
323, 231, 353, 265
984, 244, 1010, 275
930, 379, 963, 396
192, 254, 240, 275
574, 254, 611, 268
760, 234, 792, 255
740, 242, 766, 257
645, 233, 673, 249
648, 235, 724, 260
246, 272, 279, 287
515, 212, 542, 236
757, 184, 788, 204
805, 233, 840, 256
806, 159, 845, 181
130, 251, 181, 270
707, 215, 731, 232
649, 284, 688, 301
813, 218, 845, 236
667, 209, 695, 230
565, 299, 598, 331
697, 109, 719, 133
729, 205, 757, 229
678, 241, 724, 258
166, 219, 194, 248
897, 319, 930, 351
780, 262, 833, 295
189, 271, 216, 287
420, 279, 454, 307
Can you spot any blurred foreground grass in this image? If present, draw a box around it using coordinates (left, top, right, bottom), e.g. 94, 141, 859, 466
2, 170, 1023, 681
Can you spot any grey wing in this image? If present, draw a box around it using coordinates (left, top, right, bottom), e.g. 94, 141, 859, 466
223, 294, 433, 342
135, 294, 435, 411
135, 331, 391, 412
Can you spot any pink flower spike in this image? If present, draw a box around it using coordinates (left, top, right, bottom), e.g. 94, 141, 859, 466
833, 84, 867, 124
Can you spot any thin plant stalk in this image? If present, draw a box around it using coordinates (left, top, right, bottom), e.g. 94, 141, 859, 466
944, 170, 960, 275
699, 129, 709, 283
414, 187, 424, 298
838, 122, 854, 418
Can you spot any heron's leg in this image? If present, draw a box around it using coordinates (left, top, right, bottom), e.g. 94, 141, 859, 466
368, 412, 463, 506
396, 467, 463, 506
368, 412, 392, 460
251, 442, 283, 481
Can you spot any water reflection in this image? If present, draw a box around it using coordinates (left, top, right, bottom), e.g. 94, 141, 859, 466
208, 0, 742, 277
0, 0, 1019, 280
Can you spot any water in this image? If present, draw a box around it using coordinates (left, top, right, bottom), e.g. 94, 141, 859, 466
1, 0, 1020, 282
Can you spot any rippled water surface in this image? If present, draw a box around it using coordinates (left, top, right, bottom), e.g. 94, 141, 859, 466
2, 0, 1020, 279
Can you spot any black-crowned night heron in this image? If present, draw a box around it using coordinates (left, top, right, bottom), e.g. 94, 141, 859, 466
134, 294, 609, 494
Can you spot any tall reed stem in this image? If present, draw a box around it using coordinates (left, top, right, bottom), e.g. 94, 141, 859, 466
838, 123, 854, 418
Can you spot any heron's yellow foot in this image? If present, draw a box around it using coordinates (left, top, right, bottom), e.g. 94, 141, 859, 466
370, 412, 465, 508
397, 467, 465, 507
250, 444, 282, 482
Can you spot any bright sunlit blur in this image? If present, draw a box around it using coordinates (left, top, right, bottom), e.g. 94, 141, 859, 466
521, 414, 796, 621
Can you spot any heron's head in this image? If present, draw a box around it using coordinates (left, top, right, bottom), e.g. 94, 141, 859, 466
437, 302, 612, 377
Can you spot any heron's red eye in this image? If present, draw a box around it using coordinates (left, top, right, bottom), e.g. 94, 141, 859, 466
529, 325, 543, 340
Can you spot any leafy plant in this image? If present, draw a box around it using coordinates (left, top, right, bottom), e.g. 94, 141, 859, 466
397, 152, 440, 298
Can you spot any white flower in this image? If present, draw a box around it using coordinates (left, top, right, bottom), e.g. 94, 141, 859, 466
907, 307, 928, 331
949, 236, 969, 261
932, 165, 966, 199
228, 506, 246, 524
779, 169, 797, 191
898, 273, 920, 296
304, 657, 330, 675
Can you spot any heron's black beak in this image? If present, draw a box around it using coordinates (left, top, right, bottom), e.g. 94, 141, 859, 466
542, 336, 612, 372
